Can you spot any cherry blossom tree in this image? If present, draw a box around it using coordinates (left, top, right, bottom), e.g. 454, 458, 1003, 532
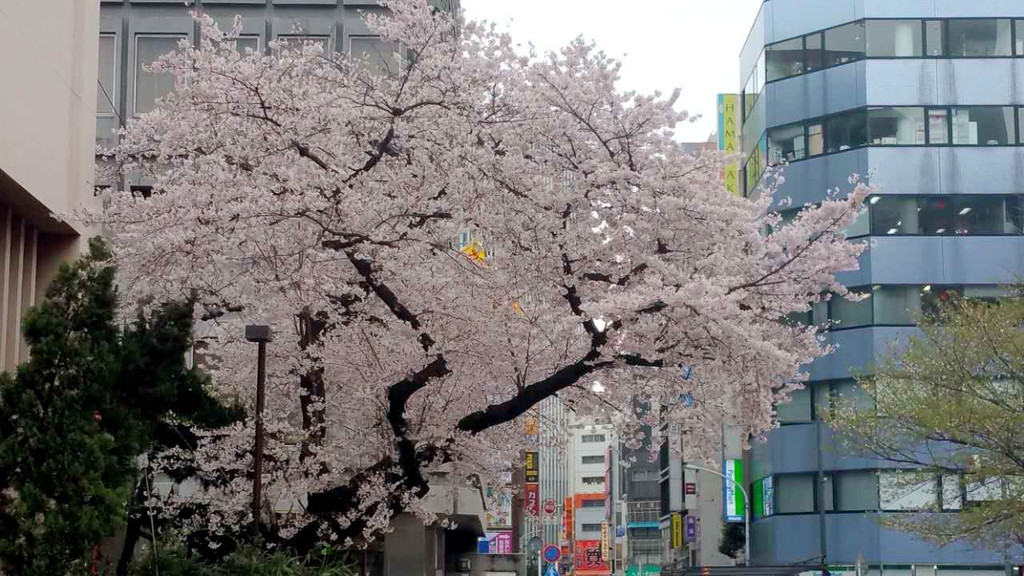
97, 0, 869, 551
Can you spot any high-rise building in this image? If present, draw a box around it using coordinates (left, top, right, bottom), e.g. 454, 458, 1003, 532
740, 1, 1024, 570
0, 0, 100, 367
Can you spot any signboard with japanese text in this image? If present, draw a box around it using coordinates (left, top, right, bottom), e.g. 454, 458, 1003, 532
685, 515, 697, 542
671, 513, 683, 549
525, 451, 539, 483
564, 496, 574, 541
600, 522, 609, 560
575, 540, 609, 573
525, 482, 539, 516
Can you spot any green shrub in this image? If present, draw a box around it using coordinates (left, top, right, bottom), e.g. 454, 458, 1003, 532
130, 542, 354, 576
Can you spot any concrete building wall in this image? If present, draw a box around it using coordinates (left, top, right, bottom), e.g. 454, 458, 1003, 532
0, 0, 99, 370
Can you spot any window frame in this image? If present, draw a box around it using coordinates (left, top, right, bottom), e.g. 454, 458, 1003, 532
133, 33, 189, 116
97, 33, 119, 117
761, 17, 1024, 88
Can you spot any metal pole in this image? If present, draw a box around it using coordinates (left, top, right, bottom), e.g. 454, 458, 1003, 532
538, 548, 542, 576
252, 340, 267, 534
683, 464, 752, 566
815, 421, 828, 562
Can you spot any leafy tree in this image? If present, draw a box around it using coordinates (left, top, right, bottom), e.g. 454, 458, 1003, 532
829, 292, 1024, 547
718, 522, 745, 561
130, 541, 353, 576
99, 1, 868, 549
0, 238, 238, 575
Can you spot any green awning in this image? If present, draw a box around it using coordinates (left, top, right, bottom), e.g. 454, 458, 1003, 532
625, 566, 661, 576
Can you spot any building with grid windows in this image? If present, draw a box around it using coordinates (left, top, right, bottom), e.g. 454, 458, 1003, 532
740, 0, 1024, 570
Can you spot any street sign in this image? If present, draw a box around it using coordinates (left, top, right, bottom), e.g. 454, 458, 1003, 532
542, 498, 557, 515
685, 482, 697, 495
544, 563, 560, 576
525, 483, 539, 516
543, 545, 561, 563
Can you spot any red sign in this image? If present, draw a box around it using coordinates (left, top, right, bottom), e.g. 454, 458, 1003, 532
575, 540, 609, 572
542, 498, 557, 515
685, 482, 697, 495
564, 496, 574, 540
525, 483, 539, 516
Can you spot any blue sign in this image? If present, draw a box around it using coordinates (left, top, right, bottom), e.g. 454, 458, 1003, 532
542, 545, 561, 563
544, 563, 560, 576
616, 526, 626, 538
476, 537, 489, 553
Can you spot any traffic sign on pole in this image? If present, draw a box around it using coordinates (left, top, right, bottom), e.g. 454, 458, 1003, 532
542, 545, 561, 563
544, 563, 559, 576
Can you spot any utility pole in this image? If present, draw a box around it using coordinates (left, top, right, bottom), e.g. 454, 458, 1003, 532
684, 464, 751, 566
245, 324, 272, 536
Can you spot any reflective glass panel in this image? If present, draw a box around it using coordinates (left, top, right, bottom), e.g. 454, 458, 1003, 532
866, 20, 923, 57
925, 20, 945, 56
768, 124, 806, 165
824, 21, 866, 67
948, 19, 1011, 57
952, 106, 1015, 145
868, 107, 925, 145
825, 110, 868, 153
766, 38, 804, 81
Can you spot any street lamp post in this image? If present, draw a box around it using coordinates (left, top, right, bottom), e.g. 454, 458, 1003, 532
684, 463, 751, 566
245, 324, 272, 535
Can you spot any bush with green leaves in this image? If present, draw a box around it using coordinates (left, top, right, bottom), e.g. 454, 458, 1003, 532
130, 542, 354, 576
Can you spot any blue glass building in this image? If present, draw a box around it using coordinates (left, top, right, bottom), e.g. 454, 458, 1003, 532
740, 0, 1024, 571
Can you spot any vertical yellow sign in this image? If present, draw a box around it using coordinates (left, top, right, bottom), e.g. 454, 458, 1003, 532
671, 513, 683, 549
600, 521, 609, 560
717, 93, 742, 197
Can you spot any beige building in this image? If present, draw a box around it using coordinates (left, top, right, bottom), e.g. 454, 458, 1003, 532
0, 0, 99, 368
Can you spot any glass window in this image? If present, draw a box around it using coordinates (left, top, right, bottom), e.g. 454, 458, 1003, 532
582, 434, 606, 443
808, 122, 824, 156
824, 21, 866, 68
830, 291, 872, 329
870, 195, 919, 235
835, 470, 879, 511
952, 107, 1015, 145
351, 36, 400, 75
279, 35, 330, 52
866, 20, 923, 57
777, 386, 812, 423
925, 20, 945, 56
942, 475, 963, 510
948, 19, 1012, 57
582, 476, 604, 485
833, 379, 875, 413
805, 33, 824, 72
825, 110, 867, 153
873, 286, 921, 325
1017, 21, 1024, 55
822, 474, 834, 511
965, 477, 1004, 503
868, 107, 925, 145
768, 123, 806, 165
581, 523, 602, 532
743, 50, 766, 121
766, 38, 804, 81
581, 455, 605, 465
135, 35, 185, 115
98, 35, 116, 114
845, 206, 870, 237
1006, 196, 1024, 234
880, 472, 938, 511
920, 196, 954, 234
237, 36, 260, 53
776, 474, 815, 513
927, 108, 950, 144
954, 196, 1005, 235
581, 499, 604, 508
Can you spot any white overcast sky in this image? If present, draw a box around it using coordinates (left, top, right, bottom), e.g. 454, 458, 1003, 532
460, 0, 764, 143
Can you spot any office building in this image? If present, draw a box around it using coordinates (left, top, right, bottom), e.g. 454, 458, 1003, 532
614, 426, 663, 575
740, 0, 1024, 569
0, 0, 100, 368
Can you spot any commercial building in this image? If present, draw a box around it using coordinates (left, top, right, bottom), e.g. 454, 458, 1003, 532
568, 420, 615, 576
0, 0, 100, 368
612, 426, 663, 575
740, 0, 1024, 569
